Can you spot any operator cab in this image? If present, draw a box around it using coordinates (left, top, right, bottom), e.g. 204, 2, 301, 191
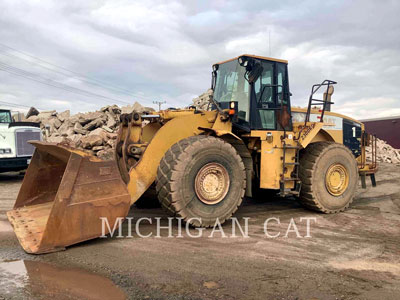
212, 54, 291, 132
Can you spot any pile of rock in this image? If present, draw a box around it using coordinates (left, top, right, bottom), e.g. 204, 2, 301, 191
25, 102, 152, 161
366, 138, 400, 164
192, 89, 213, 110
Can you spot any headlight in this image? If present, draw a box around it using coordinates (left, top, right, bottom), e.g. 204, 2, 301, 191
238, 56, 248, 67
0, 148, 12, 154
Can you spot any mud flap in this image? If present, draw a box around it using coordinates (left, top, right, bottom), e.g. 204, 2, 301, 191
7, 142, 131, 254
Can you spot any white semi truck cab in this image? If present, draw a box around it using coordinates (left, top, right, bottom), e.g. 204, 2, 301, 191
0, 109, 42, 172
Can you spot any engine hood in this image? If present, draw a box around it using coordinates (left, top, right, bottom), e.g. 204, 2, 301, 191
0, 123, 41, 134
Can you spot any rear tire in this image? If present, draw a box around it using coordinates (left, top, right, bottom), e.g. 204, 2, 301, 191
156, 135, 246, 227
299, 142, 358, 213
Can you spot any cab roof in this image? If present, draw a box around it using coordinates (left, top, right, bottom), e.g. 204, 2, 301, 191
214, 54, 288, 66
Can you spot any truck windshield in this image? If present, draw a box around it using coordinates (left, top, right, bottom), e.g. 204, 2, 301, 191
0, 110, 12, 123
213, 60, 250, 122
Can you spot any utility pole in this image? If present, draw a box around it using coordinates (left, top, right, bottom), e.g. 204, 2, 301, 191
153, 100, 166, 111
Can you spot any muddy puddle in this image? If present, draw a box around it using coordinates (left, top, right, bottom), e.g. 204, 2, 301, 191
0, 260, 126, 299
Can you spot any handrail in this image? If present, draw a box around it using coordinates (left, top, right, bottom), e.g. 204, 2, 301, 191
304, 79, 337, 125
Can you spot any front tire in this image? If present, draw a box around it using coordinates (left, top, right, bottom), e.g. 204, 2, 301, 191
156, 135, 246, 227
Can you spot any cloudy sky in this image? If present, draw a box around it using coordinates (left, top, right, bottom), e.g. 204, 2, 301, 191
0, 0, 399, 119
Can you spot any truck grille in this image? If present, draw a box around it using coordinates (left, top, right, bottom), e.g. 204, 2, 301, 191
15, 130, 41, 157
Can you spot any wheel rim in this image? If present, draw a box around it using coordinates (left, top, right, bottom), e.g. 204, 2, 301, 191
194, 162, 230, 205
325, 163, 349, 196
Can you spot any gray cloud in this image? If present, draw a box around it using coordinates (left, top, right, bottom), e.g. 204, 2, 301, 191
0, 0, 398, 119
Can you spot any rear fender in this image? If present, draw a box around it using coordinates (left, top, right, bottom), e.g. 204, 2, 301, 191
297, 122, 325, 148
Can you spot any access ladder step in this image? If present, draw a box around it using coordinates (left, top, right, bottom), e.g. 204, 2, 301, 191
285, 189, 300, 195
281, 177, 300, 181
279, 189, 300, 197
284, 162, 299, 166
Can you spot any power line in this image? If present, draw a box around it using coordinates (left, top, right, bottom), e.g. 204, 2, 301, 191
0, 50, 141, 99
0, 60, 134, 106
0, 42, 153, 102
0, 100, 44, 110
0, 62, 131, 105
0, 100, 30, 108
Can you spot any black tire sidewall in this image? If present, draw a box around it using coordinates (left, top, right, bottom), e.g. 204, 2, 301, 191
313, 146, 358, 210
177, 142, 244, 223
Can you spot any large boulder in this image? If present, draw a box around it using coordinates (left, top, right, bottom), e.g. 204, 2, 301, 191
81, 135, 103, 149
78, 111, 104, 125
57, 110, 70, 122
89, 127, 109, 140
121, 101, 145, 114
106, 112, 117, 128
58, 121, 73, 136
41, 117, 61, 129
96, 148, 115, 161
47, 136, 68, 144
83, 118, 104, 131
26, 107, 40, 119
73, 122, 88, 135
37, 110, 57, 120
27, 115, 40, 123
192, 89, 213, 110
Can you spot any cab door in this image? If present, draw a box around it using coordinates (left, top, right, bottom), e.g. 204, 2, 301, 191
248, 60, 295, 190
249, 61, 292, 132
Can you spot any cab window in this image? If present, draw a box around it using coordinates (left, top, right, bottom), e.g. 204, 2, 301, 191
214, 60, 250, 122
277, 63, 287, 105
254, 61, 275, 129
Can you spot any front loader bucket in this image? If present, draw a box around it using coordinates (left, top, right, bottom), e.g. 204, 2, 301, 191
7, 142, 131, 254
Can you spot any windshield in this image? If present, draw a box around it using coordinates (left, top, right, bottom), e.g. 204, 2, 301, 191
213, 60, 250, 122
0, 110, 12, 123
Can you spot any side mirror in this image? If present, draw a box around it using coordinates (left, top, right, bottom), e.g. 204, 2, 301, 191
238, 56, 263, 84
246, 60, 263, 84
211, 70, 217, 90
211, 64, 219, 90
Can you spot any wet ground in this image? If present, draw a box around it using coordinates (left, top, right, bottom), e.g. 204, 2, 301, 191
1, 163, 400, 300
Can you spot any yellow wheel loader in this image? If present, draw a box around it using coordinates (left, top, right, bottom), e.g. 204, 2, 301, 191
7, 54, 378, 254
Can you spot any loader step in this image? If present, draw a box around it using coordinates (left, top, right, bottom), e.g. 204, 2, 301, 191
281, 177, 300, 181
279, 187, 300, 197
283, 189, 300, 195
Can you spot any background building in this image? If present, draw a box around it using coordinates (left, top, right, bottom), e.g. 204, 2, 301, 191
361, 116, 400, 149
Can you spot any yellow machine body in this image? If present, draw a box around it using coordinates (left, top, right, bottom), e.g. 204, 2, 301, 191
8, 54, 377, 254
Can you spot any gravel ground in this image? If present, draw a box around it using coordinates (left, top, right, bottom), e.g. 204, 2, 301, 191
1, 163, 400, 300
